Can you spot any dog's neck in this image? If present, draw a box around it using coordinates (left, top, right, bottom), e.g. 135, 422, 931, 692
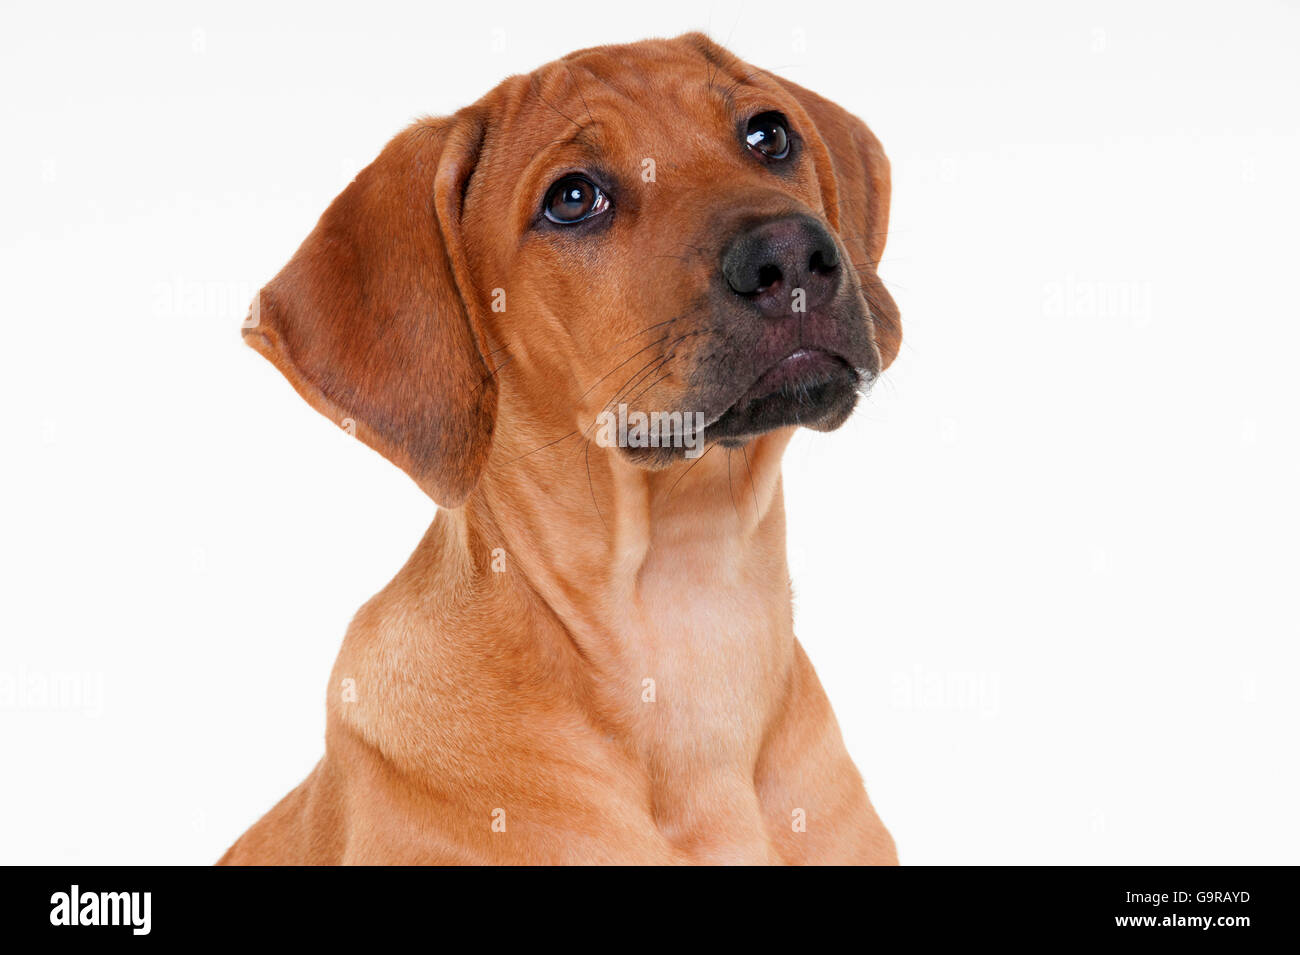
414, 421, 799, 836
466, 421, 798, 695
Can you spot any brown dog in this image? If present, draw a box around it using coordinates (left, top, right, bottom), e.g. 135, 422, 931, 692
222, 33, 901, 865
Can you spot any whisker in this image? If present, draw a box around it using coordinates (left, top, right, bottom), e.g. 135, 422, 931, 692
624, 369, 673, 406
664, 445, 714, 501
727, 449, 741, 522
741, 444, 760, 519
473, 352, 516, 395
584, 439, 608, 533
565, 63, 595, 126
529, 73, 579, 127
579, 334, 669, 399
609, 316, 679, 350
579, 329, 698, 452
502, 430, 579, 466
573, 348, 679, 455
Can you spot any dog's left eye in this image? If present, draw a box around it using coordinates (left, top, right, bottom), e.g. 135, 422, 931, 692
543, 176, 610, 224
745, 112, 791, 160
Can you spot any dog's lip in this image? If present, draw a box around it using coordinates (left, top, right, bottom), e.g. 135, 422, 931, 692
704, 347, 854, 428
745, 347, 850, 399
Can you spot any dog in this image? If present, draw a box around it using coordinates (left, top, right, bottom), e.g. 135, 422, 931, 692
222, 32, 901, 865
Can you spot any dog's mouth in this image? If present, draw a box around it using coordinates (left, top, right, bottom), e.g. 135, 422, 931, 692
705, 348, 863, 444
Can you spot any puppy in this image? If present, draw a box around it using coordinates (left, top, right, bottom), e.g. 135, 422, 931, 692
223, 32, 901, 865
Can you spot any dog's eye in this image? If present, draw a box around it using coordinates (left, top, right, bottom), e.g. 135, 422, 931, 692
543, 176, 610, 224
745, 112, 791, 160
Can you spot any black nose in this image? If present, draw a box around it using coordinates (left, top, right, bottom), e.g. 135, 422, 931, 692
721, 214, 842, 317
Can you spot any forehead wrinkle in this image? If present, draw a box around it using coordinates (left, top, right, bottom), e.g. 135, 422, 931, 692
527, 68, 587, 132
542, 49, 751, 142
559, 51, 650, 104
524, 66, 621, 156
508, 49, 771, 195
530, 119, 606, 169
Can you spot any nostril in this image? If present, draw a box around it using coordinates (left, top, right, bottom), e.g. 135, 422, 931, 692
809, 247, 839, 276
756, 264, 782, 292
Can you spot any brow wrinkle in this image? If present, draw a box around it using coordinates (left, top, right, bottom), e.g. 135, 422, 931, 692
565, 62, 595, 126
580, 65, 636, 102
528, 71, 590, 143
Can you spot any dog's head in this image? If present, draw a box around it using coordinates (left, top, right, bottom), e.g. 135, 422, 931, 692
245, 34, 900, 505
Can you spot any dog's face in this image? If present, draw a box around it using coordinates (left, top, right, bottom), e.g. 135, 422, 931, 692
245, 34, 899, 502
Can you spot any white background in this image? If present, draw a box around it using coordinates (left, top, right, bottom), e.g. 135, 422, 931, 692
2, 0, 1297, 865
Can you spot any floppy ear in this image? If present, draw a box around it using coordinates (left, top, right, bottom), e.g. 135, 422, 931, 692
242, 115, 496, 506
776, 78, 902, 369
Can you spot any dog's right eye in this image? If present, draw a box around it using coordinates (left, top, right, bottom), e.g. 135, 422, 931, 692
745, 112, 791, 161
543, 176, 610, 224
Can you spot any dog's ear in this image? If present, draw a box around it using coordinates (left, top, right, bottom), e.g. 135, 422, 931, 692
242, 115, 496, 507
776, 78, 902, 369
